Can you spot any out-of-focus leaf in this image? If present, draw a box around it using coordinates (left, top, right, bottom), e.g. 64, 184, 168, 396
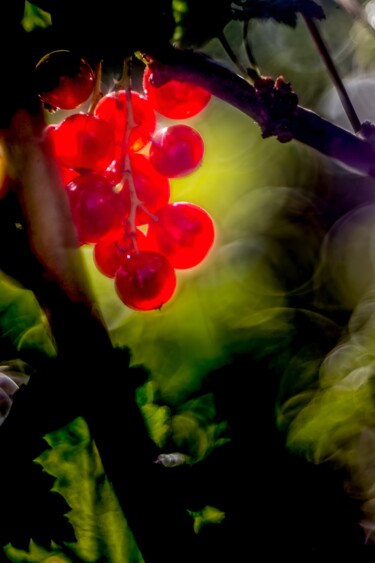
4, 540, 71, 563
0, 276, 55, 358
170, 412, 229, 463
0, 448, 75, 555
16, 323, 56, 357
188, 505, 226, 534
168, 394, 230, 463
136, 383, 230, 460
286, 375, 375, 464
136, 381, 171, 448
22, 2, 52, 32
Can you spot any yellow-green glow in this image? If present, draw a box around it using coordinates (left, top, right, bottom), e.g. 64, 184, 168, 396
81, 95, 314, 404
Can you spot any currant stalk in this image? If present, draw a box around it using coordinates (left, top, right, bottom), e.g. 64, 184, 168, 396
87, 60, 104, 114
118, 56, 146, 251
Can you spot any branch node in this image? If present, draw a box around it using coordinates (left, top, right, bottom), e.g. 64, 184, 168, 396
254, 75, 298, 143
359, 121, 375, 142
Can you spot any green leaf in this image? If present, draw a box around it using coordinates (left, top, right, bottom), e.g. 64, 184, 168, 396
22, 1, 52, 32
4, 540, 71, 563
286, 374, 375, 464
0, 276, 56, 358
32, 417, 144, 563
188, 505, 226, 534
136, 381, 171, 448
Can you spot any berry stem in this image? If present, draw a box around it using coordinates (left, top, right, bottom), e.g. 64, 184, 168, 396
124, 58, 138, 242
115, 57, 144, 252
302, 14, 361, 133
87, 60, 104, 114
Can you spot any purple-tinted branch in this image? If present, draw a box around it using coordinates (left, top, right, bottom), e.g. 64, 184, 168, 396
145, 46, 375, 178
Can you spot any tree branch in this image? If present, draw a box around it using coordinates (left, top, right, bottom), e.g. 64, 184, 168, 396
144, 46, 375, 178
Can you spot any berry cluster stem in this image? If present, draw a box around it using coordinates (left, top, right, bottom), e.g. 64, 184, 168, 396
87, 60, 104, 114
118, 57, 144, 252
115, 57, 159, 250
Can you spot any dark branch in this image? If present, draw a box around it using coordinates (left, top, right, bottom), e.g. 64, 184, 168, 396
144, 46, 375, 178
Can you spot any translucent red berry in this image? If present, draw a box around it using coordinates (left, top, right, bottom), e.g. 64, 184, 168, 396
142, 65, 211, 119
94, 90, 156, 157
50, 113, 116, 172
93, 228, 151, 278
149, 124, 205, 178
66, 173, 128, 245
35, 50, 95, 110
106, 155, 171, 225
147, 202, 215, 269
114, 250, 177, 311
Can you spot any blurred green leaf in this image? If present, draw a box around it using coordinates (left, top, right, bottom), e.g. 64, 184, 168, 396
188, 505, 225, 534
4, 540, 72, 562
286, 376, 375, 464
0, 277, 55, 359
22, 1, 51, 32
136, 381, 171, 448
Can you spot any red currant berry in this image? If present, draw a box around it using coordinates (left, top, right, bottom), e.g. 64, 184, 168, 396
35, 50, 95, 110
106, 155, 171, 225
66, 173, 128, 245
147, 202, 215, 269
142, 65, 211, 119
94, 90, 156, 156
93, 228, 151, 278
43, 124, 79, 184
50, 113, 116, 172
149, 124, 204, 178
114, 251, 177, 311
60, 166, 80, 185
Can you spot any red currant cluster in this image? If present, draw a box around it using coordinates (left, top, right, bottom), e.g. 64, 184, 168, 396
35, 51, 215, 312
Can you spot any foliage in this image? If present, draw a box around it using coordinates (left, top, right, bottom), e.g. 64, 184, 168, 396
188, 505, 226, 534
22, 1, 51, 31
3, 418, 143, 562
